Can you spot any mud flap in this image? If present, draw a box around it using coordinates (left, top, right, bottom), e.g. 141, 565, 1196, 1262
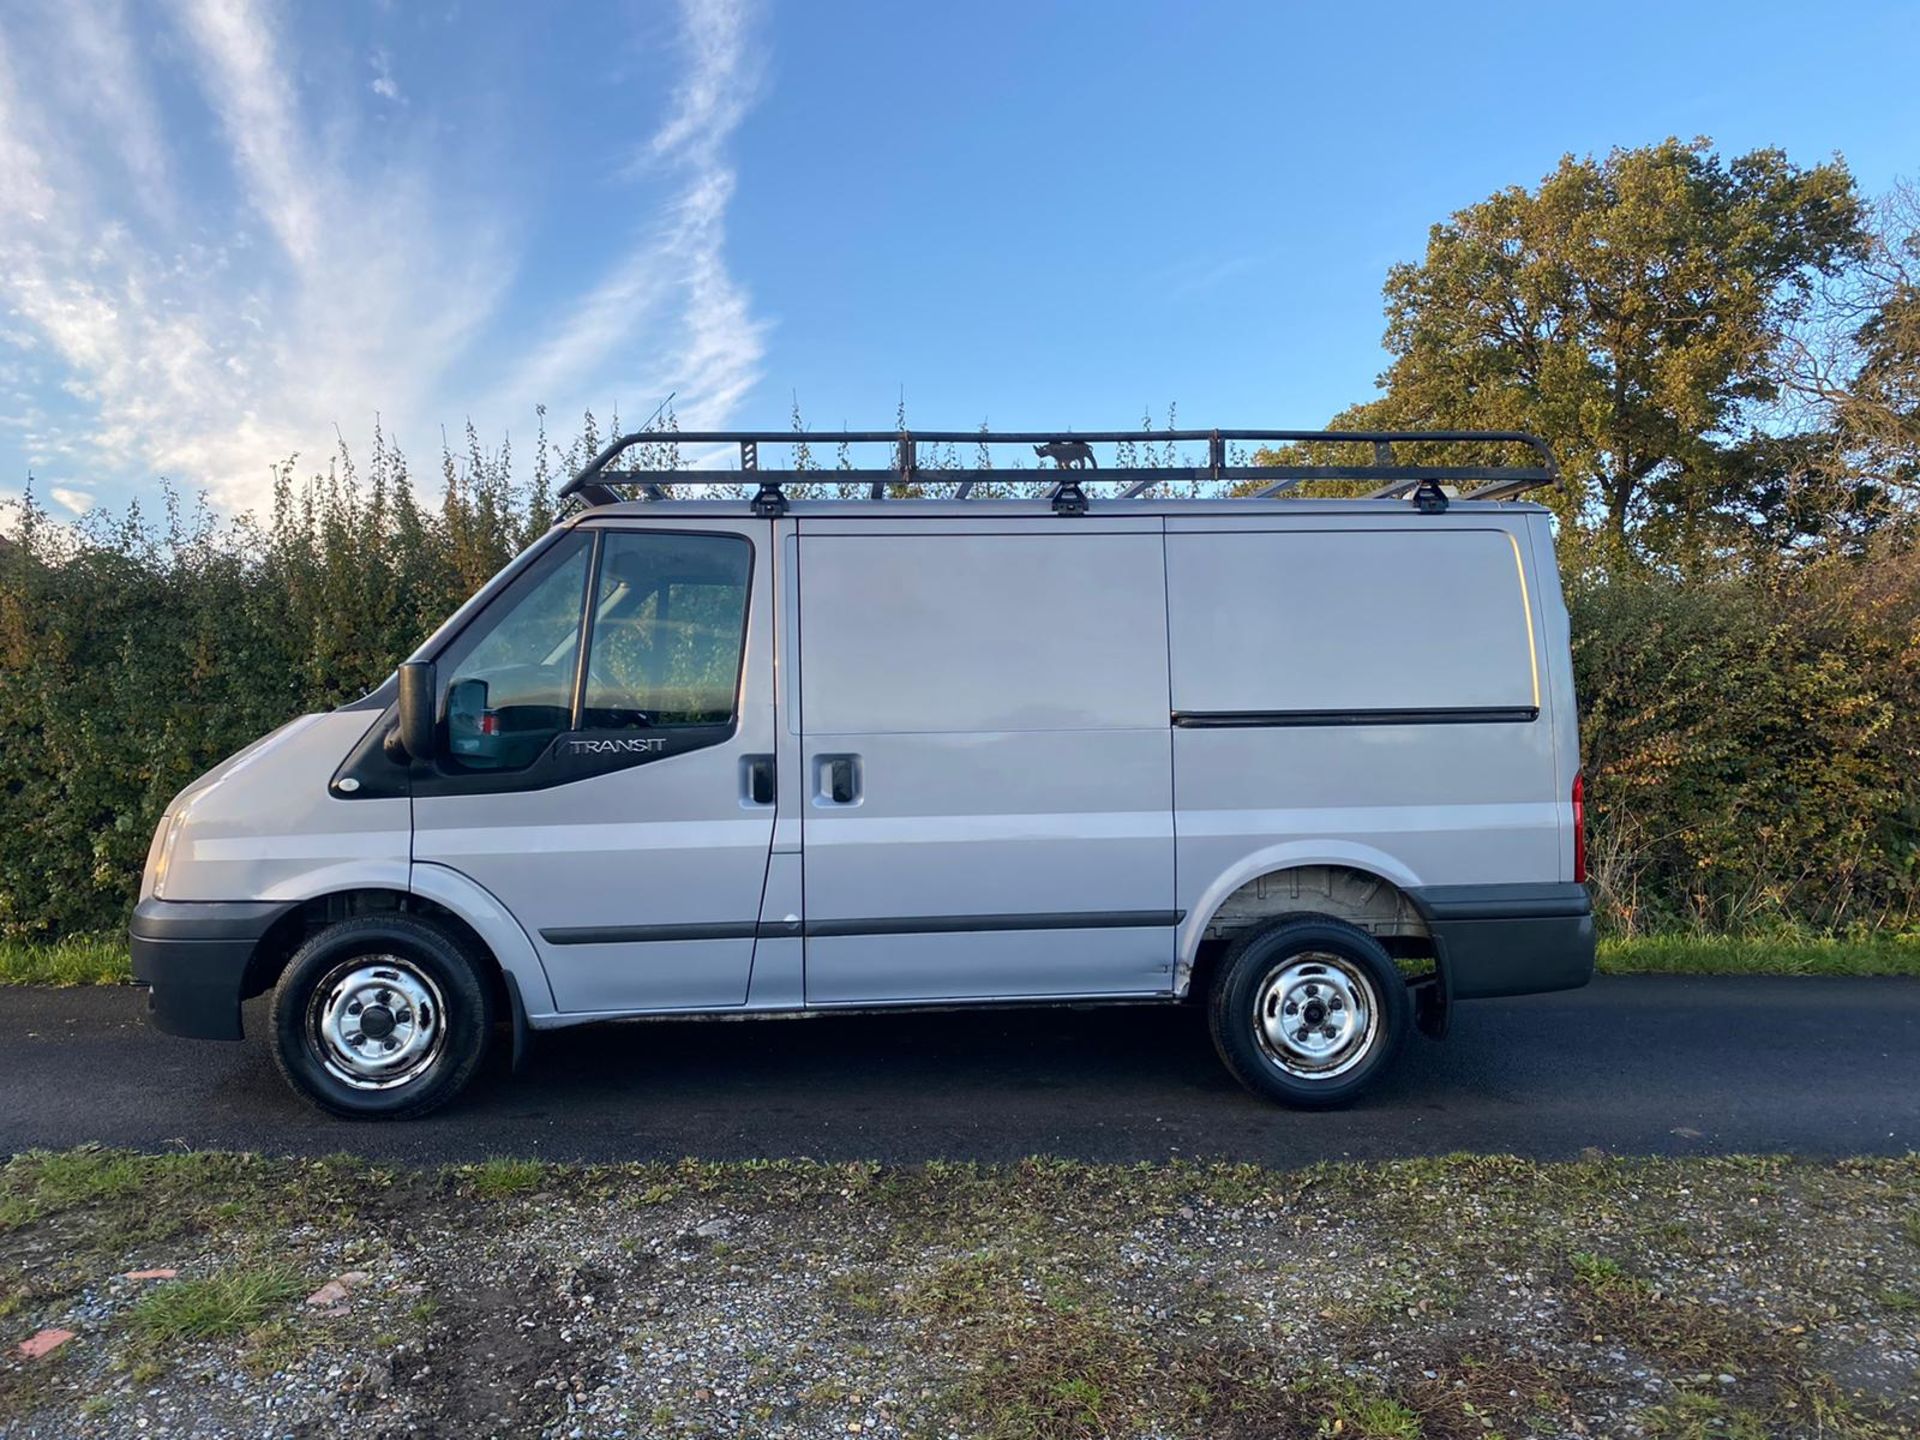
1413, 973, 1451, 1040
502, 971, 531, 1074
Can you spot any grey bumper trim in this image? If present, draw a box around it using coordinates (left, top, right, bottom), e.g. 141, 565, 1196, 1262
1407, 883, 1595, 1001
130, 898, 296, 1041
130, 898, 296, 943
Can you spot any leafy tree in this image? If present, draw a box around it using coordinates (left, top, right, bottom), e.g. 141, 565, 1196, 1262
1340, 138, 1865, 555
1781, 180, 1920, 514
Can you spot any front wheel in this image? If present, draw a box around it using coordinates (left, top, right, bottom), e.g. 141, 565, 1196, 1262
1207, 916, 1410, 1108
269, 914, 493, 1120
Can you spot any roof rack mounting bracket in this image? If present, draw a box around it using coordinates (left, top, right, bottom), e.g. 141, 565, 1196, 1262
749, 479, 788, 518
1050, 478, 1090, 517
1411, 477, 1450, 515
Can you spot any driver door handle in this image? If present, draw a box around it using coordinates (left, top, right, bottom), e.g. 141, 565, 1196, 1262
742, 754, 776, 807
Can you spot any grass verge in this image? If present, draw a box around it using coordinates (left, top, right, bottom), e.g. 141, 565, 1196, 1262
1597, 931, 1920, 977
129, 1265, 307, 1344
0, 935, 130, 985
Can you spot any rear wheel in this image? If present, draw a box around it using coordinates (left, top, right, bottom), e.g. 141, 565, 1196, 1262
1207, 916, 1409, 1108
270, 914, 493, 1120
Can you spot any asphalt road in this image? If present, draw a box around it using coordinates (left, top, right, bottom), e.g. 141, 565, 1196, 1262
1, 977, 1915, 1166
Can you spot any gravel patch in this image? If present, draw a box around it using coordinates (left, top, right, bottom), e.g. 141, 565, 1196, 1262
2, 1151, 1917, 1437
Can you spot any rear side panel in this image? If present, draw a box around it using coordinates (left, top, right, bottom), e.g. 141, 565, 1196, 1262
1166, 516, 1564, 980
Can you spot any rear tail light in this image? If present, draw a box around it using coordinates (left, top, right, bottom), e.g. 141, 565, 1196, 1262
1572, 772, 1587, 885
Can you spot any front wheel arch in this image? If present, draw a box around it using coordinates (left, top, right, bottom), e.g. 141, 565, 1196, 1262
239, 889, 515, 1026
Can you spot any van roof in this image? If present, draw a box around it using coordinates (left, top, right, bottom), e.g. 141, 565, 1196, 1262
559, 427, 1563, 520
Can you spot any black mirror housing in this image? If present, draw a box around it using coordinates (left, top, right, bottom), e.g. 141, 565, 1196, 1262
396, 661, 437, 761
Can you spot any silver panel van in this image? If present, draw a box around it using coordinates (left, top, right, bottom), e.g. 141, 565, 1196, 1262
131, 428, 1593, 1118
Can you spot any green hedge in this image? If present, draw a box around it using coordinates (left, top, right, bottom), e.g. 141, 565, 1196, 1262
0, 433, 550, 939
1570, 549, 1920, 933
3, 442, 1917, 940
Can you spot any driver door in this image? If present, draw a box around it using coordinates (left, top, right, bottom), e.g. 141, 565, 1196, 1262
411, 519, 778, 1014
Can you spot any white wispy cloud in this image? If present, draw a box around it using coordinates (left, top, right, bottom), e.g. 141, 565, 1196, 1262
489, 0, 766, 434
369, 47, 402, 103
44, 0, 176, 222
0, 0, 768, 512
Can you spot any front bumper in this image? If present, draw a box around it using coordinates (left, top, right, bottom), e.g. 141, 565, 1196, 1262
1409, 883, 1595, 1000
130, 898, 295, 1040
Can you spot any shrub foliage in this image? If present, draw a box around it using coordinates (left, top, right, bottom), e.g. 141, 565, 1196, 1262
2, 423, 1917, 939
0, 426, 557, 939
1570, 549, 1919, 933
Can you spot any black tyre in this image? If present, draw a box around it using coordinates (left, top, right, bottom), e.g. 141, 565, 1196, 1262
269, 914, 493, 1120
1207, 916, 1410, 1109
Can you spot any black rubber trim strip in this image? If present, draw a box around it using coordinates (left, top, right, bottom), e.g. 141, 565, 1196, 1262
806, 910, 1183, 938
542, 911, 1185, 945
1173, 707, 1539, 728
542, 921, 762, 945
1409, 882, 1592, 921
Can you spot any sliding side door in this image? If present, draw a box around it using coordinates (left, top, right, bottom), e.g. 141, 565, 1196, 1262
797, 518, 1176, 1004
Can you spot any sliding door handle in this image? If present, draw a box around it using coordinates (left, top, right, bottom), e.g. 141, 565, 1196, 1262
813, 753, 862, 806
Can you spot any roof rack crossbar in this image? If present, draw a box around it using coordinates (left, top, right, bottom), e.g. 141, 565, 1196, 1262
557, 428, 1562, 509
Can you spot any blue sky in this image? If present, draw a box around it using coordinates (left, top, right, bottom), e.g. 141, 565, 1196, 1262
1, 0, 1916, 515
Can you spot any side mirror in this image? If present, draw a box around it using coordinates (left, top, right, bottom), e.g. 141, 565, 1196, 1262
446, 676, 492, 757
396, 661, 437, 761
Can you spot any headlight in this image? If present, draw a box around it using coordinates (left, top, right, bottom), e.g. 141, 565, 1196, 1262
146, 809, 189, 900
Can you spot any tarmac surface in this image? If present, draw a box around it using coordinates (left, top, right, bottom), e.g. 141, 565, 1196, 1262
1, 976, 1914, 1165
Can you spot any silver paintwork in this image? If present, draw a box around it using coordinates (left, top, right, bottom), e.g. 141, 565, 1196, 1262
309, 958, 446, 1089
141, 500, 1579, 1029
1253, 953, 1379, 1079
1166, 515, 1561, 993
147, 710, 409, 903
1165, 526, 1539, 712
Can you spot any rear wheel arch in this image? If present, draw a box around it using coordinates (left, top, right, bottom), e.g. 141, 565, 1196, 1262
1180, 862, 1434, 1000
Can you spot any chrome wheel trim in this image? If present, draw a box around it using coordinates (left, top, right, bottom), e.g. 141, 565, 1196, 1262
308, 957, 447, 1092
1253, 952, 1380, 1080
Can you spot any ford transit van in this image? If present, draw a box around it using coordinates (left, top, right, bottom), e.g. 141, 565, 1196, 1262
131, 428, 1593, 1118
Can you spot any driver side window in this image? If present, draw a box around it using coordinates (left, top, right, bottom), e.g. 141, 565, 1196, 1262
434, 528, 754, 776
581, 531, 752, 731
440, 534, 592, 772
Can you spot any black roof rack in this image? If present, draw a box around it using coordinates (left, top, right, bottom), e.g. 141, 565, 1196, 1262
559, 428, 1562, 517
